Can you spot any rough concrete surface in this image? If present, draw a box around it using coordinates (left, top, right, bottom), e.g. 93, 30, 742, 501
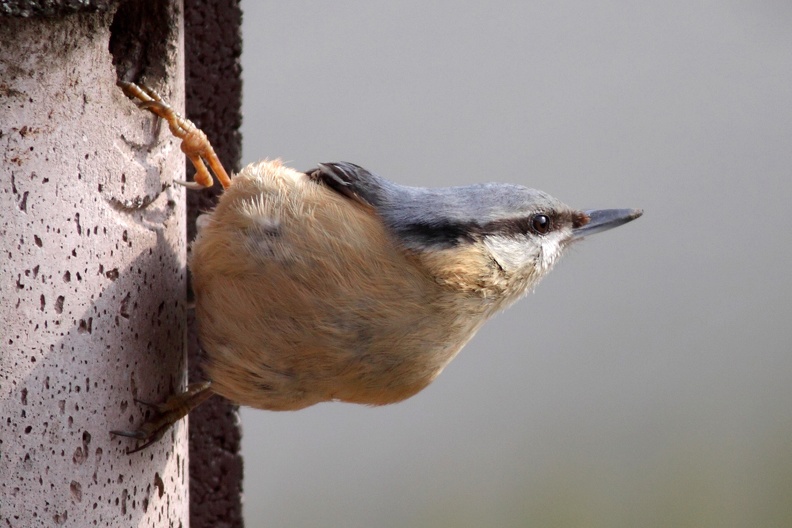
1, 6, 190, 527
183, 0, 244, 526
0, 0, 116, 18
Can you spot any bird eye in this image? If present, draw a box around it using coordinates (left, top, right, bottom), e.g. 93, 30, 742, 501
531, 214, 551, 235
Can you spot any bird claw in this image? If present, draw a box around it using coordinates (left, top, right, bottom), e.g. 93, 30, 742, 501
118, 80, 232, 190
111, 381, 214, 454
174, 179, 206, 191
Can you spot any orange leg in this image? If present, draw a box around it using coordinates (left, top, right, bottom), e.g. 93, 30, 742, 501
118, 81, 232, 190
111, 381, 214, 454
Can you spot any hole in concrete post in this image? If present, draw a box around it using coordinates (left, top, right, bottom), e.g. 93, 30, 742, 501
109, 0, 173, 83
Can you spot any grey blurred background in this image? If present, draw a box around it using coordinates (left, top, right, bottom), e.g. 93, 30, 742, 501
237, 2, 792, 526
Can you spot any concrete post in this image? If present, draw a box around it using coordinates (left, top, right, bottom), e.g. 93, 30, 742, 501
183, 1, 245, 526
1, 2, 190, 526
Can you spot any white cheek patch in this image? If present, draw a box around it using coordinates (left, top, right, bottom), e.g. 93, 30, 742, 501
484, 235, 537, 273
536, 231, 566, 274
484, 230, 569, 276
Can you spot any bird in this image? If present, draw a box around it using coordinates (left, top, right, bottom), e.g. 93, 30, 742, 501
111, 81, 642, 453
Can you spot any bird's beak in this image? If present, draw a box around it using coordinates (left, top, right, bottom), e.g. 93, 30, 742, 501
572, 208, 643, 240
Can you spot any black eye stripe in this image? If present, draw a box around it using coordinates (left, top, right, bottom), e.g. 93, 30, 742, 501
396, 210, 579, 249
479, 214, 556, 236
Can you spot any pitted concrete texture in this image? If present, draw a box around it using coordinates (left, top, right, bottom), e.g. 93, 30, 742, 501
1, 7, 189, 527
0, 0, 117, 18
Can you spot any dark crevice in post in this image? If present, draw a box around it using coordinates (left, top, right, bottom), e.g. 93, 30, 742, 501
184, 1, 244, 526
109, 0, 174, 84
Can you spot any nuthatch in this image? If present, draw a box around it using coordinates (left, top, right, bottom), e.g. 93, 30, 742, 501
112, 82, 642, 452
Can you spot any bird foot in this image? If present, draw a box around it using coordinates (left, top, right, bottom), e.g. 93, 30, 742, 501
111, 381, 214, 454
118, 80, 232, 189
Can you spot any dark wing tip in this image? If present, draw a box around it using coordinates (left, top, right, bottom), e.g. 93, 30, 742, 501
306, 162, 377, 207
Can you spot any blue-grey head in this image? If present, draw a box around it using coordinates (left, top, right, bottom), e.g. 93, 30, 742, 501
308, 162, 642, 292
